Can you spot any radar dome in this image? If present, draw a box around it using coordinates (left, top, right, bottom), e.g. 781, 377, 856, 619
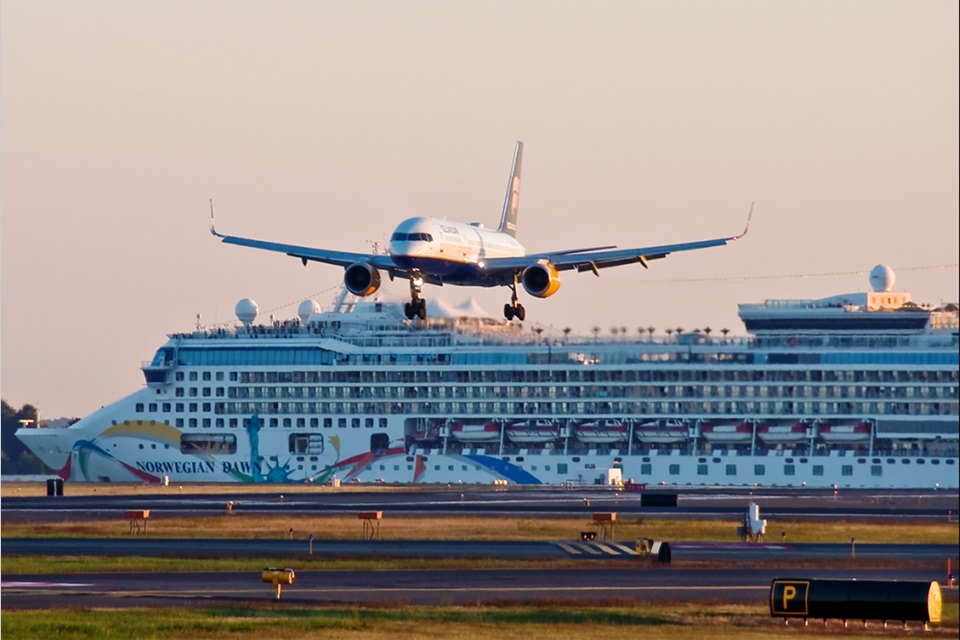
869, 264, 895, 292
235, 298, 259, 324
298, 299, 321, 323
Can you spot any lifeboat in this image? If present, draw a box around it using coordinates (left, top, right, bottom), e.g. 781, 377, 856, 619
757, 423, 808, 444
449, 421, 501, 443
701, 423, 753, 444
505, 420, 558, 443
635, 419, 689, 444
819, 422, 871, 444
575, 420, 628, 444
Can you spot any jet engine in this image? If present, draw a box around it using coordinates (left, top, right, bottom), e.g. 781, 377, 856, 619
343, 261, 381, 297
521, 262, 561, 298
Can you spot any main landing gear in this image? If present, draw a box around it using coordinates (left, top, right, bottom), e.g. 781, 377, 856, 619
503, 280, 525, 321
404, 275, 427, 320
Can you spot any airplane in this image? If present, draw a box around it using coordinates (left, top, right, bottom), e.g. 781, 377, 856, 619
211, 141, 752, 321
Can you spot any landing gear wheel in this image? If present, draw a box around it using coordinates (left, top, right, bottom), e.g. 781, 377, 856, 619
417, 298, 427, 320
404, 302, 415, 320
516, 304, 525, 321
504, 303, 514, 321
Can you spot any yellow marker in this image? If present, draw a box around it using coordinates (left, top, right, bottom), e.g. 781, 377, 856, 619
782, 585, 796, 609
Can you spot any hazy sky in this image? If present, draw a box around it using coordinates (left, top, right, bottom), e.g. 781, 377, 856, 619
2, 1, 957, 419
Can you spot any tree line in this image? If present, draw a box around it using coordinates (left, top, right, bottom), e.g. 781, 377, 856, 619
1, 400, 58, 475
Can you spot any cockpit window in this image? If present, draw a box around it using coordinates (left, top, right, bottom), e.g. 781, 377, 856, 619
391, 232, 433, 242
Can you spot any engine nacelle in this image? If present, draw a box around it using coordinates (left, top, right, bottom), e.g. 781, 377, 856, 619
521, 262, 561, 298
343, 261, 382, 297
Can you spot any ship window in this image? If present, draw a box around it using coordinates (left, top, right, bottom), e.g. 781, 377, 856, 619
379, 418, 388, 428
754, 464, 765, 475
189, 388, 197, 397
176, 372, 185, 381
697, 464, 708, 476
434, 465, 440, 471
572, 457, 581, 463
176, 388, 184, 397
916, 459, 926, 465
887, 458, 896, 464
901, 459, 911, 465
324, 418, 332, 428
931, 459, 940, 465
842, 465, 853, 476
813, 465, 824, 476
352, 418, 360, 428
557, 463, 568, 474
181, 433, 237, 454
202, 388, 211, 397
669, 464, 680, 475
338, 418, 346, 428
202, 372, 210, 381
162, 403, 171, 412
784, 465, 795, 476
202, 403, 211, 412
136, 403, 144, 412
725, 464, 736, 476
189, 418, 197, 428
176, 419, 184, 428
202, 418, 211, 428
189, 372, 198, 381
948, 460, 956, 465
138, 444, 144, 449
871, 465, 883, 476
857, 458, 866, 464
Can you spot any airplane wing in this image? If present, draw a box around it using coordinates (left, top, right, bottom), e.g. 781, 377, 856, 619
482, 207, 753, 276
210, 212, 399, 272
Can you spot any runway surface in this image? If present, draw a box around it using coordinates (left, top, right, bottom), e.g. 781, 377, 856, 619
3, 537, 956, 562
3, 567, 953, 609
3, 486, 957, 522
4, 486, 956, 611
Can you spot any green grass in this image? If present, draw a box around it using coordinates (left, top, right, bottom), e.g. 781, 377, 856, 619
2, 603, 957, 640
3, 515, 957, 544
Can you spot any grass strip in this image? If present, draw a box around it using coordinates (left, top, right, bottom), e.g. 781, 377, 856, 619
3, 515, 957, 544
2, 603, 957, 640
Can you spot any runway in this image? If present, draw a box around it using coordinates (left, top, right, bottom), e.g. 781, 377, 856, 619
3, 537, 956, 562
3, 567, 953, 609
3, 486, 957, 522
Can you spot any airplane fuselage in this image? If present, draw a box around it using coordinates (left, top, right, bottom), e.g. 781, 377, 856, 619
389, 216, 525, 286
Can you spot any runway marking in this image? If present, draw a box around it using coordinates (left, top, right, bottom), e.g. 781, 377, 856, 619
612, 543, 641, 556
557, 543, 582, 555
1, 581, 92, 588
594, 543, 620, 555
574, 543, 602, 556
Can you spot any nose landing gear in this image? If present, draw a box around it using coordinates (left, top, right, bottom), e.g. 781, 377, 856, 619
404, 275, 427, 320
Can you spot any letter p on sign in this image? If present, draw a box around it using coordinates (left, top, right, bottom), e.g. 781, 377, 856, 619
770, 580, 809, 616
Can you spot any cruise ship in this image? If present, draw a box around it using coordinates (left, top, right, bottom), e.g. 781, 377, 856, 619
16, 265, 959, 488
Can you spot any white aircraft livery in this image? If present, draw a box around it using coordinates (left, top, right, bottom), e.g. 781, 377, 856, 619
211, 142, 752, 320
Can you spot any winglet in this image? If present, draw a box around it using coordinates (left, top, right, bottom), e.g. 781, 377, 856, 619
209, 199, 224, 238
733, 201, 754, 240
497, 141, 523, 237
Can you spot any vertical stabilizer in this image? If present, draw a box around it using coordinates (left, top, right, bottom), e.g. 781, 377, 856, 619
498, 141, 523, 237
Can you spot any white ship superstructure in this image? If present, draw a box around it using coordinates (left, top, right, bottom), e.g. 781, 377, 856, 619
17, 266, 959, 488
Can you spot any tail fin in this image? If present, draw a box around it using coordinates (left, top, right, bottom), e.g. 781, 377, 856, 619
497, 141, 523, 237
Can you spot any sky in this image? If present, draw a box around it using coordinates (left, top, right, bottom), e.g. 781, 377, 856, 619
2, 0, 957, 420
